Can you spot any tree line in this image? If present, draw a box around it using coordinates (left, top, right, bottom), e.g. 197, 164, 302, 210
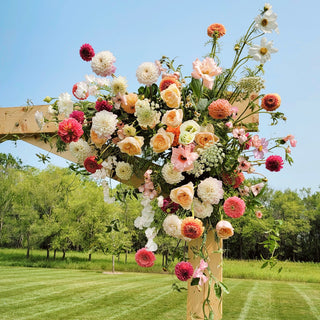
0, 153, 319, 262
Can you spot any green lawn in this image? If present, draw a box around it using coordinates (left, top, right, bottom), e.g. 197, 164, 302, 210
1, 266, 320, 320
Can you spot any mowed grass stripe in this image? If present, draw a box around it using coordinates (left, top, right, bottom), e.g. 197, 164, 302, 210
289, 283, 320, 320
21, 275, 176, 320
237, 281, 259, 320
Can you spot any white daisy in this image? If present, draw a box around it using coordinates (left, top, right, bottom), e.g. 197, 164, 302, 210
248, 37, 278, 64
255, 10, 279, 34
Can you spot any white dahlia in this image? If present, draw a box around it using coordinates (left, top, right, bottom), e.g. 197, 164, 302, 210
193, 198, 213, 219
161, 162, 185, 184
91, 51, 116, 77
115, 161, 133, 180
69, 138, 92, 163
197, 177, 224, 204
136, 62, 160, 86
111, 76, 128, 95
91, 110, 118, 138
57, 92, 73, 116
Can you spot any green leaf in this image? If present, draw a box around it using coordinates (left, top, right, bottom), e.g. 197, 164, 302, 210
219, 281, 229, 294
190, 78, 202, 98
214, 283, 222, 299
261, 261, 269, 269
191, 277, 200, 286
105, 226, 112, 233
209, 310, 214, 320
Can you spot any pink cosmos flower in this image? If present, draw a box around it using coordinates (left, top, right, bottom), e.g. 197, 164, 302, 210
251, 135, 261, 148
239, 186, 250, 197
223, 196, 246, 218
283, 134, 297, 147
171, 145, 199, 172
175, 261, 194, 281
193, 259, 208, 286
191, 57, 222, 89
231, 106, 239, 118
238, 156, 251, 172
253, 138, 268, 159
251, 182, 265, 196
233, 128, 247, 144
225, 121, 233, 129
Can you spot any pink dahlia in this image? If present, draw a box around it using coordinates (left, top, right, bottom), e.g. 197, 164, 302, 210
79, 43, 95, 61
135, 248, 156, 268
69, 110, 85, 125
95, 100, 113, 112
265, 155, 284, 172
175, 261, 194, 281
58, 118, 83, 143
84, 156, 103, 174
223, 196, 246, 218
171, 145, 199, 172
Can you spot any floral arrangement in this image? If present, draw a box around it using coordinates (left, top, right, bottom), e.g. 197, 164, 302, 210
36, 3, 296, 319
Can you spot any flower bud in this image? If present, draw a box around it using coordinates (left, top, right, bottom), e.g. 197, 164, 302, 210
43, 96, 53, 103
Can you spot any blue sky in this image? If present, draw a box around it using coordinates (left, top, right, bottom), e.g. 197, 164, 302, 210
1, 0, 319, 192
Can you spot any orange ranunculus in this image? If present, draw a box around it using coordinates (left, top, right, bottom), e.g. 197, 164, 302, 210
121, 93, 138, 114
166, 126, 180, 147
160, 84, 181, 109
159, 75, 181, 92
261, 93, 281, 111
181, 217, 204, 239
162, 109, 183, 128
117, 136, 144, 156
150, 128, 174, 153
90, 129, 107, 148
195, 131, 219, 147
170, 182, 194, 210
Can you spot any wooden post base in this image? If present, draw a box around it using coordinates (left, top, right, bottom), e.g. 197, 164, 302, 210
187, 230, 223, 320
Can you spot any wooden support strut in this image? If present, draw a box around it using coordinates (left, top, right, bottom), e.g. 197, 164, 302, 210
0, 100, 258, 320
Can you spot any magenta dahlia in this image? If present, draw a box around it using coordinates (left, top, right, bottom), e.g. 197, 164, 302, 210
135, 248, 156, 268
79, 43, 95, 61
57, 118, 83, 143
223, 196, 246, 218
95, 100, 113, 112
175, 261, 194, 281
265, 155, 284, 172
69, 110, 85, 125
161, 197, 180, 214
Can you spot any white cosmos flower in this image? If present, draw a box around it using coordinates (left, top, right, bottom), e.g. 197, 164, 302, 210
248, 37, 278, 64
255, 10, 279, 34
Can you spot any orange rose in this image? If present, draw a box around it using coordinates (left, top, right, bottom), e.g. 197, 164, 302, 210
162, 109, 183, 128
166, 126, 180, 147
90, 129, 107, 148
117, 136, 144, 156
159, 75, 181, 91
195, 132, 219, 147
121, 93, 138, 114
160, 84, 181, 109
170, 182, 194, 210
150, 128, 174, 153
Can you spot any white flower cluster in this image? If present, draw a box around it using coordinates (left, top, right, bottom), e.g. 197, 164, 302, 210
134, 196, 155, 230
135, 99, 161, 129
189, 143, 225, 177
237, 76, 265, 94
145, 227, 158, 252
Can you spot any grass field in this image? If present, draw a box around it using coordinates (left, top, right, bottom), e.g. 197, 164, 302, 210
1, 266, 320, 320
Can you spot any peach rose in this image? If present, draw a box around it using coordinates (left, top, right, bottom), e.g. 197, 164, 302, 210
150, 128, 174, 153
90, 129, 107, 148
216, 220, 234, 239
162, 109, 183, 128
117, 136, 144, 156
160, 84, 181, 109
170, 182, 194, 210
195, 132, 219, 147
121, 93, 138, 114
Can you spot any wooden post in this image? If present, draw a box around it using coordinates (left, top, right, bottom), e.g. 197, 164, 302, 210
187, 231, 222, 320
